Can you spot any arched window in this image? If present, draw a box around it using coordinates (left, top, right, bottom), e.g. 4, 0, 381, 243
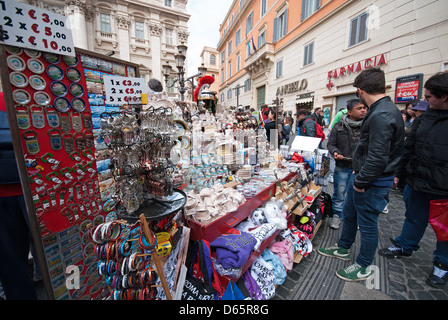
210, 54, 216, 66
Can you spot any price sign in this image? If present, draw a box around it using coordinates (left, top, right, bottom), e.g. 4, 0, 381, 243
0, 0, 75, 56
103, 75, 147, 105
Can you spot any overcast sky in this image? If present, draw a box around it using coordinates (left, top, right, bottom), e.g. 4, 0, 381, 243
186, 0, 234, 76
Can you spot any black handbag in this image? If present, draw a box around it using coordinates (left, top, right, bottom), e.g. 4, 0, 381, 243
182, 241, 217, 300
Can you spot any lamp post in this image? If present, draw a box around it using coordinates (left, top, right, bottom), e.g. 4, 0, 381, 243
162, 43, 207, 102
233, 84, 246, 109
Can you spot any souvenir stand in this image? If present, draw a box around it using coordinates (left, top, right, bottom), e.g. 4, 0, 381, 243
0, 1, 327, 301
0, 1, 183, 300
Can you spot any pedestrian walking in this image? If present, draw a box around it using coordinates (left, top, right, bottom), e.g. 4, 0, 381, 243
281, 117, 293, 145
318, 68, 405, 281
296, 109, 316, 137
326, 99, 367, 229
379, 72, 448, 289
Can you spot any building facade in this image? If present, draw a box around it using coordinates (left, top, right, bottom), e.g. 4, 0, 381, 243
22, 0, 190, 98
200, 46, 220, 95
217, 0, 448, 126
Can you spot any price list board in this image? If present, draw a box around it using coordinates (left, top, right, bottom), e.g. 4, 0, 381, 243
0, 0, 75, 56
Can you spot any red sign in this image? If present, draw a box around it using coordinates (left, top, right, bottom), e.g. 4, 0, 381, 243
326, 53, 387, 90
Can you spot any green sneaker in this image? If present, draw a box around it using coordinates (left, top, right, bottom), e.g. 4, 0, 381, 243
336, 263, 373, 281
318, 244, 351, 261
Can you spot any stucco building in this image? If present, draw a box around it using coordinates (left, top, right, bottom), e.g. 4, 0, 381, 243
21, 0, 190, 98
217, 0, 448, 126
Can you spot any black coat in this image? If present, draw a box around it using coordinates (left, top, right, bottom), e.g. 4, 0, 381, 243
327, 116, 359, 169
352, 96, 405, 189
397, 108, 448, 196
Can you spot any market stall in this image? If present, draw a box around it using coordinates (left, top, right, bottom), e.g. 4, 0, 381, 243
0, 1, 331, 301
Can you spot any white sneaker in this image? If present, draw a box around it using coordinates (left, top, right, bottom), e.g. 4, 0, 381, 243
382, 204, 389, 214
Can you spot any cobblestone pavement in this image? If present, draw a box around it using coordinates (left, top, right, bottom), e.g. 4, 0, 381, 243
275, 189, 448, 300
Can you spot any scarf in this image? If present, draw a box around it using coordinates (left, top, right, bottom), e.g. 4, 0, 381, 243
341, 114, 363, 157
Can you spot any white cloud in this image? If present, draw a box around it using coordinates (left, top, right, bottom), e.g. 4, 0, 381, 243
186, 0, 233, 76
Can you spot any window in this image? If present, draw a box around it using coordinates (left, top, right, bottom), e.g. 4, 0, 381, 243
100, 13, 111, 33
165, 28, 174, 45
165, 0, 172, 7
221, 49, 226, 62
237, 53, 241, 72
261, 0, 267, 17
301, 0, 321, 21
304, 42, 314, 66
349, 12, 369, 47
246, 11, 253, 35
276, 60, 283, 78
135, 21, 144, 39
228, 40, 233, 55
273, 9, 288, 42
228, 61, 232, 78
221, 69, 225, 83
221, 93, 225, 102
235, 28, 241, 46
210, 54, 216, 66
246, 41, 252, 57
258, 30, 266, 47
227, 89, 232, 99
244, 78, 251, 92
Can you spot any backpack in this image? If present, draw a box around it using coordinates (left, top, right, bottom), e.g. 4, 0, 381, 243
304, 118, 325, 142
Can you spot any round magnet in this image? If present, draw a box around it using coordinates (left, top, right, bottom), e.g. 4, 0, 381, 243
71, 98, 86, 112
29, 75, 46, 90
9, 72, 28, 88
24, 49, 41, 58
43, 52, 60, 64
69, 83, 84, 97
7, 55, 26, 71
47, 65, 64, 81
66, 67, 81, 82
50, 81, 68, 97
54, 97, 70, 112
5, 46, 23, 55
63, 55, 78, 66
34, 91, 51, 106
13, 89, 31, 105
27, 58, 45, 74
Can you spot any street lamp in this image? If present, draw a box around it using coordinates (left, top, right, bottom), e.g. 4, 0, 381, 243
163, 43, 207, 102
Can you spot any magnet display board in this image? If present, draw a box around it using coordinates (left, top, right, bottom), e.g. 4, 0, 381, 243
0, 43, 139, 300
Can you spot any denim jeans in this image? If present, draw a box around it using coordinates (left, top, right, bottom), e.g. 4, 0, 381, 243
338, 173, 390, 267
395, 184, 448, 267
331, 166, 353, 219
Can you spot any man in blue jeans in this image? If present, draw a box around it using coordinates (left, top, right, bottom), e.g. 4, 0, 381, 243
379, 73, 448, 289
327, 99, 366, 229
318, 68, 404, 281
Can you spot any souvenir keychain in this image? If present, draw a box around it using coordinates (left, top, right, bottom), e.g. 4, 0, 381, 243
82, 111, 93, 130
30, 105, 46, 129
16, 105, 30, 130
63, 133, 76, 154
60, 113, 71, 133
23, 130, 40, 154
48, 129, 63, 151
71, 112, 83, 132
74, 132, 86, 151
45, 106, 60, 128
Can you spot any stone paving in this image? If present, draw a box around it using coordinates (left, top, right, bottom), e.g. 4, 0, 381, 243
274, 189, 448, 300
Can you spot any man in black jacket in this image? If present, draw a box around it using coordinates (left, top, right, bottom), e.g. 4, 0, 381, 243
379, 72, 448, 289
319, 68, 404, 282
327, 99, 366, 229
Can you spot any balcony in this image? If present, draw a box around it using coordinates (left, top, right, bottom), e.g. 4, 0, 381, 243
244, 42, 275, 78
